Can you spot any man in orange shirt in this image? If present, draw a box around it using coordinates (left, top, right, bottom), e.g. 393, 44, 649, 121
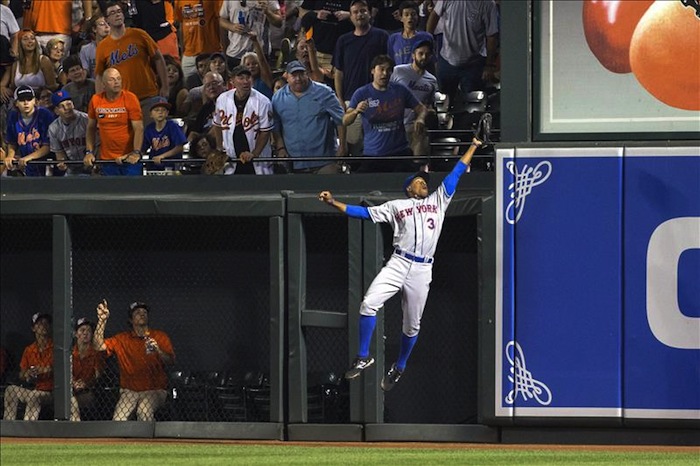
3, 313, 54, 421
95, 0, 169, 126
174, 0, 224, 83
93, 300, 175, 421
70, 318, 105, 421
85, 67, 144, 176
24, 0, 93, 58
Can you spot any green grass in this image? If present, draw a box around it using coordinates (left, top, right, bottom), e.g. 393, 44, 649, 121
1, 442, 697, 465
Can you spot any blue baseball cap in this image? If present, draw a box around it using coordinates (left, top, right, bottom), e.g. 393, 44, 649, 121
403, 171, 430, 193
412, 39, 434, 54
51, 89, 71, 107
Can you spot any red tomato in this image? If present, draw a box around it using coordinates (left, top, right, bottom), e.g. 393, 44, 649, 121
582, 0, 654, 73
630, 1, 700, 110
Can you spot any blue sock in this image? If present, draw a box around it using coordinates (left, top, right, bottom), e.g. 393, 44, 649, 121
396, 333, 418, 371
357, 315, 376, 358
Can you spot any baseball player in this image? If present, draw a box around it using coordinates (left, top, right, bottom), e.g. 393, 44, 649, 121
319, 136, 483, 391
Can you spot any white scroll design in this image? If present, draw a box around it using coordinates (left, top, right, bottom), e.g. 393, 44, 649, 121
504, 341, 552, 406
505, 161, 552, 224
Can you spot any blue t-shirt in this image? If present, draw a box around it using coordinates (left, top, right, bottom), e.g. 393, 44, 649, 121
349, 82, 419, 156
332, 27, 389, 101
387, 31, 433, 65
253, 77, 273, 100
143, 119, 187, 168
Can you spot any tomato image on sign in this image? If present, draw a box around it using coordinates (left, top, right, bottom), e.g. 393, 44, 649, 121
583, 0, 700, 111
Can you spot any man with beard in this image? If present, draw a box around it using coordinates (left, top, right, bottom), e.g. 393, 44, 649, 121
343, 54, 425, 172
390, 39, 437, 158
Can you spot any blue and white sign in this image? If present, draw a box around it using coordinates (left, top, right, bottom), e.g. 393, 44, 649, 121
495, 146, 700, 419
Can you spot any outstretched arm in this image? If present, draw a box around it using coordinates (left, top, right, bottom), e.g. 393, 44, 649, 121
93, 299, 110, 351
318, 191, 370, 219
443, 138, 483, 197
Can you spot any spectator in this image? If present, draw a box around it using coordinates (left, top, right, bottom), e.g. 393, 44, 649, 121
427, 0, 498, 103
387, 1, 432, 66
130, 0, 180, 61
0, 29, 58, 103
212, 65, 274, 175
186, 71, 226, 142
37, 86, 53, 109
208, 51, 231, 86
192, 132, 227, 175
3, 85, 56, 176
85, 67, 144, 176
79, 13, 111, 79
219, 0, 283, 70
45, 38, 68, 87
49, 89, 94, 176
271, 60, 344, 174
93, 300, 175, 421
242, 31, 274, 100
24, 0, 92, 59
174, 0, 223, 83
3, 313, 53, 421
370, 0, 402, 32
142, 99, 187, 172
272, 75, 285, 93
343, 54, 426, 172
61, 54, 96, 113
95, 0, 169, 126
164, 55, 189, 116
71, 317, 105, 421
390, 38, 436, 158
298, 0, 353, 79
332, 0, 388, 158
292, 37, 324, 83
185, 53, 210, 90
0, 0, 20, 44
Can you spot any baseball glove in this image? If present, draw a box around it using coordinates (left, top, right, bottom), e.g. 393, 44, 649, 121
474, 112, 493, 145
200, 150, 229, 175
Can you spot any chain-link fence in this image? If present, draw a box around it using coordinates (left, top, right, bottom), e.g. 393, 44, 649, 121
1, 217, 54, 421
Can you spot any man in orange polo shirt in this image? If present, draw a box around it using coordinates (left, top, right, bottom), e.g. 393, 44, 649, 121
95, 0, 169, 126
174, 0, 223, 83
85, 67, 144, 176
3, 313, 54, 421
24, 0, 93, 58
93, 300, 175, 421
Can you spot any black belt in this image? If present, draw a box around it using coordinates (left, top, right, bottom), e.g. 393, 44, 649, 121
394, 248, 433, 264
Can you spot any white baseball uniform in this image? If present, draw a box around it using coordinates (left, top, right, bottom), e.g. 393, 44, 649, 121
212, 87, 273, 175
361, 183, 452, 336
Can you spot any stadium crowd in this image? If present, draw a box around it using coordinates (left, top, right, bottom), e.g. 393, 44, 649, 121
0, 0, 500, 177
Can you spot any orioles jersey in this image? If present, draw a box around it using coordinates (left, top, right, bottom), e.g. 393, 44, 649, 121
212, 88, 273, 175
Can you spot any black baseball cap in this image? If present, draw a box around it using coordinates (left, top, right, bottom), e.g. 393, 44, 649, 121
403, 171, 430, 193
128, 301, 150, 318
32, 312, 52, 325
15, 85, 36, 101
231, 65, 252, 77
412, 39, 434, 54
75, 317, 95, 331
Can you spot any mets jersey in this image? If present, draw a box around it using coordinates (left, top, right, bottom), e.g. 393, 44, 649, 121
367, 183, 451, 260
49, 110, 92, 174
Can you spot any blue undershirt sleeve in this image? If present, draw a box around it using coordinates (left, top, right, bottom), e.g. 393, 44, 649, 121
345, 205, 371, 220
443, 161, 469, 197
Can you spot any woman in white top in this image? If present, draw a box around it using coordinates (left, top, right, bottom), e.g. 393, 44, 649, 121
0, 29, 58, 103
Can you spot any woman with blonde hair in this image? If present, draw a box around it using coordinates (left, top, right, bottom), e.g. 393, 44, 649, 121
45, 37, 68, 87
0, 29, 58, 103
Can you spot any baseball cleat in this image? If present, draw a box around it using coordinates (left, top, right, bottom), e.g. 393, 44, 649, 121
380, 363, 403, 391
344, 356, 375, 379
